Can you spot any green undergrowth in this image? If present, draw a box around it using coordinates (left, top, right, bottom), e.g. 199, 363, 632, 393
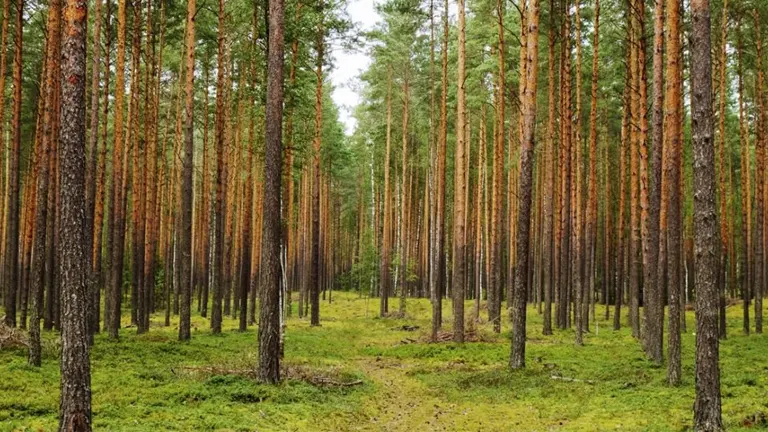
2, 293, 768, 431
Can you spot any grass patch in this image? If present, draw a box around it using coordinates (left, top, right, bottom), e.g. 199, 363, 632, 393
1, 293, 768, 430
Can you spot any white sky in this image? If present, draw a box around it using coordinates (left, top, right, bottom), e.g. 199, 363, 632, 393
329, 0, 381, 135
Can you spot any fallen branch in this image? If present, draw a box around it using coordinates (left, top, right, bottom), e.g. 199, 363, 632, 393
0, 320, 29, 350
176, 364, 365, 388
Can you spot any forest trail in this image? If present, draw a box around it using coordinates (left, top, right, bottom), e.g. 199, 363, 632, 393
356, 358, 445, 431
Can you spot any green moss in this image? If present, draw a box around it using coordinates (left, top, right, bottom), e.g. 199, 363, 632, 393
1, 294, 767, 430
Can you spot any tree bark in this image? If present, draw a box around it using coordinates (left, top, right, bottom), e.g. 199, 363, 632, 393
311, 9, 325, 325
452, 0, 468, 343
259, 0, 285, 384
665, 0, 682, 385
511, 0, 539, 369
108, 0, 128, 339
178, 0, 196, 342
58, 0, 92, 429
690, 0, 723, 429
211, 0, 227, 334
3, 0, 22, 328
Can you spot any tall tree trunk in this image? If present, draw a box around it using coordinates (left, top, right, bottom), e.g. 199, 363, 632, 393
29, 0, 59, 364
754, 9, 764, 335
211, 0, 227, 334
511, 0, 539, 369
738, 32, 751, 335
85, 0, 103, 341
94, 0, 112, 333
259, 0, 285, 384
558, 2, 572, 331
3, 0, 21, 328
430, 0, 448, 341
452, 0, 468, 343
716, 0, 728, 340
643, 0, 664, 364
285, 1, 301, 317
311, 10, 325, 325
58, 0, 92, 429
628, 0, 641, 339
585, 0, 600, 342
0, 0, 9, 275
489, 0, 505, 333
178, 0, 196, 342
690, 0, 723, 428
615, 59, 629, 332
142, 0, 160, 331
108, 0, 127, 339
665, 0, 682, 385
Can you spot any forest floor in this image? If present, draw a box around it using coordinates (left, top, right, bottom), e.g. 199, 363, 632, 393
2, 292, 768, 431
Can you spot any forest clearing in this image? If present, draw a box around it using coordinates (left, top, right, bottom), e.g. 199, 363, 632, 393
2, 293, 767, 431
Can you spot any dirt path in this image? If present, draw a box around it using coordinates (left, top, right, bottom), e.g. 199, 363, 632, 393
352, 358, 455, 432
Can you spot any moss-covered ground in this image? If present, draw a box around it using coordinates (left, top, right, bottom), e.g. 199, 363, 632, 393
2, 292, 768, 431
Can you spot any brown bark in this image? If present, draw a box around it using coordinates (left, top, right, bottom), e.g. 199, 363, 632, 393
542, 0, 556, 336
643, 0, 664, 364
259, 0, 285, 383
399, 73, 410, 316
665, 0, 682, 385
615, 59, 629, 331
0, 0, 9, 271
585, 0, 600, 342
738, 32, 751, 335
716, 0, 728, 340
452, 0, 468, 343
285, 2, 301, 315
754, 9, 764, 335
2, 0, 21, 328
430, 0, 448, 340
211, 0, 227, 334
58, 0, 92, 429
628, 0, 641, 339
690, 0, 723, 428
488, 0, 505, 333
511, 0, 539, 369
558, 2, 572, 331
94, 0, 112, 333
311, 11, 325, 325
108, 0, 128, 339
178, 0, 195, 342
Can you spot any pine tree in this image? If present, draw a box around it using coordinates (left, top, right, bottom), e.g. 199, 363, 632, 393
690, 0, 723, 428
259, 0, 285, 384
58, 0, 92, 428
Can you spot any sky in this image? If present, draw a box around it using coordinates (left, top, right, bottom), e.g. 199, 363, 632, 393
328, 0, 381, 135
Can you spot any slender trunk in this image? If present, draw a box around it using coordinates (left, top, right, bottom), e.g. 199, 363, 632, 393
738, 33, 751, 335
108, 0, 127, 339
585, 0, 600, 341
754, 9, 765, 335
211, 0, 227, 334
489, 0, 505, 334
452, 0, 468, 343
3, 0, 22, 328
178, 0, 195, 342
643, 0, 664, 364
511, 0, 539, 369
311, 11, 324, 326
259, 0, 285, 382
666, 0, 682, 385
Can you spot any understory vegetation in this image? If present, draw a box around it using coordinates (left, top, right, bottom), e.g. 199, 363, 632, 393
2, 292, 767, 431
